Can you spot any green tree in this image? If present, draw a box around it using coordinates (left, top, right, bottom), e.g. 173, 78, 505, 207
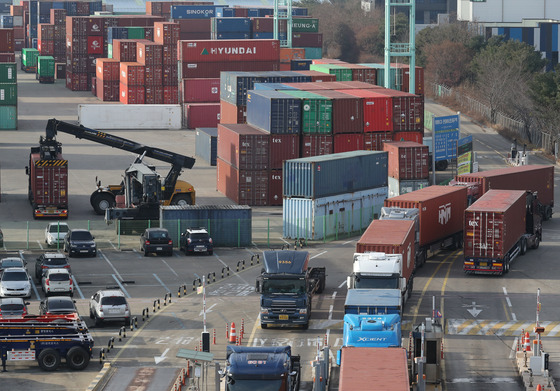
335, 23, 360, 62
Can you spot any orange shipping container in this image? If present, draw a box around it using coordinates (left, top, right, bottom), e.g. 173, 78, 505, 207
217, 158, 269, 206
383, 141, 429, 180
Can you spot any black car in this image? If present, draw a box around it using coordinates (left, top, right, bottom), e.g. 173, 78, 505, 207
180, 228, 213, 255
64, 229, 97, 257
140, 228, 173, 256
35, 252, 71, 280
39, 296, 78, 316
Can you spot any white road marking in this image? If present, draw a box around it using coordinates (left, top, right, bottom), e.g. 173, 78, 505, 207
36, 241, 43, 250
72, 275, 84, 299
153, 273, 170, 293
509, 337, 518, 359
199, 303, 217, 316
160, 259, 179, 278
311, 251, 327, 259
30, 278, 41, 300
328, 305, 333, 320
342, 240, 354, 245
505, 297, 512, 307
111, 274, 130, 298
101, 250, 124, 281
331, 291, 337, 300
338, 280, 346, 289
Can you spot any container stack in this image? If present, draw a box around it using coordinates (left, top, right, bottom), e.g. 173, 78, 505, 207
95, 58, 119, 101
8, 4, 24, 52
137, 39, 163, 104
282, 151, 388, 240
0, 26, 14, 62
383, 141, 429, 197
153, 21, 179, 104
120, 61, 145, 104
0, 60, 17, 129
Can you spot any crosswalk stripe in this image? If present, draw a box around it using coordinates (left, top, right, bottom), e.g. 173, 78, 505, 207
447, 319, 560, 336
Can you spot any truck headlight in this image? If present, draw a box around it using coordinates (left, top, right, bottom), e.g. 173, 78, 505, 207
260, 308, 269, 315
299, 308, 307, 314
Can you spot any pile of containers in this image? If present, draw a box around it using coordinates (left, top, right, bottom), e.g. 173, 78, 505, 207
0, 60, 16, 129
282, 151, 389, 240
0, 26, 14, 62
7, 3, 26, 52
383, 141, 429, 197
37, 8, 67, 63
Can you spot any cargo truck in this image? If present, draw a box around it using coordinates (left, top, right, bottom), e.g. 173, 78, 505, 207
382, 185, 468, 267
342, 313, 401, 348
344, 288, 402, 316
25, 135, 68, 219
452, 164, 554, 220
21, 48, 38, 73
256, 250, 326, 330
219, 345, 301, 391
463, 189, 542, 275
37, 55, 55, 84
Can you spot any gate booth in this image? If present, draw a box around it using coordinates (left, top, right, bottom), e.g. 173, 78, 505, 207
412, 317, 443, 384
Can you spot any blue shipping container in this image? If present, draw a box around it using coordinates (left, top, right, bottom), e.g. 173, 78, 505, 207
66, 1, 78, 16
90, 1, 103, 13
222, 7, 235, 17
283, 187, 387, 240
39, 14, 50, 23
195, 127, 218, 166
108, 27, 129, 44
52, 2, 66, 10
253, 83, 297, 91
161, 205, 252, 247
303, 47, 322, 59
213, 32, 251, 40
39, 2, 53, 14
212, 17, 252, 33
171, 5, 219, 19
283, 151, 388, 199
247, 90, 301, 134
291, 59, 312, 70
0, 16, 13, 29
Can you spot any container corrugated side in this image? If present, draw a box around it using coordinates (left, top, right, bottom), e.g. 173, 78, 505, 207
337, 89, 393, 133
195, 127, 217, 166
0, 62, 16, 83
246, 90, 301, 134
311, 90, 363, 134
283, 187, 387, 240
217, 158, 269, 206
0, 105, 17, 129
387, 177, 430, 198
281, 90, 332, 134
217, 123, 270, 170
283, 150, 388, 199
376, 89, 424, 132
384, 141, 429, 180
269, 169, 283, 206
178, 39, 280, 63
384, 185, 468, 247
300, 134, 333, 157
0, 83, 17, 105
364, 131, 393, 151
333, 133, 364, 154
269, 134, 300, 170
464, 189, 527, 259
78, 104, 182, 129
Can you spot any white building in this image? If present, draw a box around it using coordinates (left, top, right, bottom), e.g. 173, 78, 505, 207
458, 0, 560, 23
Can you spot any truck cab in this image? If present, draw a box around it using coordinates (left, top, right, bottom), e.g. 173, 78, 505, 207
342, 313, 402, 349
347, 252, 405, 290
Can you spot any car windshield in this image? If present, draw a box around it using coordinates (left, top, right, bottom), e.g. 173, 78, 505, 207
44, 257, 68, 266
71, 231, 93, 240
48, 225, 69, 233
101, 296, 127, 306
262, 279, 306, 294
1, 304, 24, 311
49, 273, 69, 281
1, 259, 23, 268
47, 300, 75, 312
149, 231, 168, 239
190, 233, 209, 240
2, 271, 28, 281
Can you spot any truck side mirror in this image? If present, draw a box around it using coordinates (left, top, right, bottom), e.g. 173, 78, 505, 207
401, 277, 406, 288
346, 276, 352, 289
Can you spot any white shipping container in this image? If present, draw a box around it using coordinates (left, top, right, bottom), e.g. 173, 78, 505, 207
13, 16, 23, 27
78, 104, 182, 130
388, 176, 430, 198
283, 187, 388, 240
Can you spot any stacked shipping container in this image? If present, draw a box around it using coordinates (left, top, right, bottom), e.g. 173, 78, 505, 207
0, 60, 17, 129
383, 141, 429, 197
8, 4, 24, 52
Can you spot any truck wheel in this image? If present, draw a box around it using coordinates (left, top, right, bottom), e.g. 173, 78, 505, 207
91, 192, 115, 215
38, 348, 61, 371
504, 256, 510, 274
520, 238, 527, 255
170, 194, 192, 206
66, 346, 90, 370
533, 236, 540, 249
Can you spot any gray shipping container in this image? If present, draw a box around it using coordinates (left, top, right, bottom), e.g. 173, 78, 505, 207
283, 150, 388, 199
195, 127, 218, 166
387, 176, 430, 198
160, 205, 252, 247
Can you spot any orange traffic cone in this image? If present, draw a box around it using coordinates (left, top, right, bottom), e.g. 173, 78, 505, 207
536, 385, 542, 391
229, 322, 237, 343
523, 332, 531, 352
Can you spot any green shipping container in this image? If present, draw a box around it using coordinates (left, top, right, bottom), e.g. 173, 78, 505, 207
0, 105, 17, 129
128, 27, 145, 39
38, 56, 55, 77
309, 64, 353, 81
22, 48, 39, 67
292, 18, 319, 33
108, 43, 113, 59
303, 47, 322, 59
0, 83, 17, 105
282, 90, 332, 134
0, 63, 17, 83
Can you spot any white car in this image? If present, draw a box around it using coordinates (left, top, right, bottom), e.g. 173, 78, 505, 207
41, 268, 73, 297
89, 289, 130, 326
45, 222, 70, 246
0, 268, 31, 298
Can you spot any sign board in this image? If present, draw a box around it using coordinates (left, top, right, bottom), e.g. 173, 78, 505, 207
457, 135, 473, 174
433, 114, 459, 160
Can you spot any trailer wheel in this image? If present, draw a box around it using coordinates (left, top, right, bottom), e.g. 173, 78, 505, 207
520, 238, 527, 255
533, 236, 540, 249
504, 256, 510, 274
38, 348, 61, 371
66, 346, 90, 370
91, 192, 115, 215
170, 194, 193, 206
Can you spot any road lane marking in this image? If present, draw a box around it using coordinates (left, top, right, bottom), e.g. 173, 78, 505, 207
337, 280, 346, 289
101, 250, 124, 281
311, 251, 327, 259
30, 277, 40, 300
502, 286, 516, 322
111, 274, 130, 298
153, 273, 170, 293
72, 275, 85, 299
160, 259, 179, 278
447, 319, 558, 336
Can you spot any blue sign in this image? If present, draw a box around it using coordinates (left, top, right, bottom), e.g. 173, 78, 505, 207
434, 115, 459, 132
433, 114, 460, 160
458, 135, 472, 148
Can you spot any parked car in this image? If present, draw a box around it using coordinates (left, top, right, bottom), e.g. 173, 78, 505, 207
89, 289, 130, 326
39, 296, 78, 316
0, 257, 27, 274
180, 227, 213, 255
42, 268, 73, 297
35, 252, 71, 280
0, 297, 29, 318
64, 229, 97, 257
140, 228, 173, 256
45, 222, 70, 246
0, 268, 31, 298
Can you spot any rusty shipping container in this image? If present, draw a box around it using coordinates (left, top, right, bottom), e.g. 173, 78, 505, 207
384, 185, 467, 248
464, 189, 527, 261
120, 62, 145, 86
66, 71, 89, 91
182, 78, 220, 102
378, 89, 424, 132
269, 134, 300, 170
154, 22, 180, 45
220, 100, 245, 124
312, 90, 363, 134
301, 134, 333, 157
180, 60, 279, 79
337, 89, 393, 133
401, 65, 424, 95
364, 131, 393, 151
393, 131, 423, 144
184, 102, 220, 128
217, 158, 269, 206
96, 79, 119, 101
119, 84, 145, 104
96, 58, 119, 81
384, 141, 429, 180
333, 133, 364, 154
112, 39, 137, 62
178, 39, 280, 62
269, 169, 283, 206
137, 40, 163, 65
217, 123, 269, 170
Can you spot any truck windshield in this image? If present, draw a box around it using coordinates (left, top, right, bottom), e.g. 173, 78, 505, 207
354, 276, 399, 289
262, 279, 306, 294
228, 380, 282, 391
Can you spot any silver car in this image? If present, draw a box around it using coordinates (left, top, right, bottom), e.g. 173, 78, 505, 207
41, 268, 73, 297
89, 289, 130, 326
45, 222, 70, 247
0, 268, 31, 298
0, 297, 29, 318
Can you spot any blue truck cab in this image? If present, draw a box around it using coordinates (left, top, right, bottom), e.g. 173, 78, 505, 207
256, 250, 326, 330
344, 288, 402, 315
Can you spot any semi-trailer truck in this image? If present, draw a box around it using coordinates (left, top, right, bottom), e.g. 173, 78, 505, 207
344, 288, 402, 316
342, 313, 402, 348
463, 189, 542, 275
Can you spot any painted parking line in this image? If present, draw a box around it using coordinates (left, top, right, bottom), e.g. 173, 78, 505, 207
30, 277, 41, 300
160, 259, 179, 278
100, 250, 124, 281
111, 274, 131, 298
153, 273, 171, 293
72, 275, 85, 299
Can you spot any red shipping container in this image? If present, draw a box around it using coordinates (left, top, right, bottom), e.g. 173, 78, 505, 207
393, 131, 423, 143
180, 60, 279, 79
217, 158, 269, 206
177, 19, 211, 33
38, 24, 54, 40
120, 62, 145, 86
96, 58, 120, 81
301, 134, 333, 157
364, 131, 393, 151
38, 39, 54, 55
279, 63, 291, 71
269, 134, 300, 170
252, 17, 273, 32
337, 89, 393, 132
163, 86, 178, 104
0, 53, 16, 62
233, 7, 248, 17
87, 17, 103, 36
269, 169, 283, 206
383, 141, 429, 180
402, 65, 424, 95
178, 39, 280, 63
88, 36, 104, 55
291, 70, 337, 82
154, 22, 180, 45
335, 81, 386, 89
50, 9, 66, 25
145, 27, 154, 41
162, 44, 177, 65
356, 219, 416, 261
66, 16, 87, 36
0, 29, 14, 52
66, 55, 88, 73
54, 25, 65, 41
384, 185, 468, 248
376, 89, 424, 132
10, 5, 24, 16
312, 90, 363, 134
292, 32, 322, 47
146, 1, 163, 16
282, 81, 329, 91
182, 78, 220, 102
180, 31, 211, 40
185, 103, 221, 129
145, 85, 164, 104
338, 64, 377, 84
13, 27, 25, 39
144, 65, 163, 85
220, 100, 245, 124
76, 2, 89, 15
120, 83, 145, 104
334, 133, 364, 153
217, 123, 269, 170
96, 79, 119, 101
162, 64, 178, 86
53, 39, 65, 54
279, 47, 304, 62
88, 54, 101, 73
66, 71, 89, 91
112, 39, 137, 62
66, 35, 88, 55
137, 40, 163, 65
